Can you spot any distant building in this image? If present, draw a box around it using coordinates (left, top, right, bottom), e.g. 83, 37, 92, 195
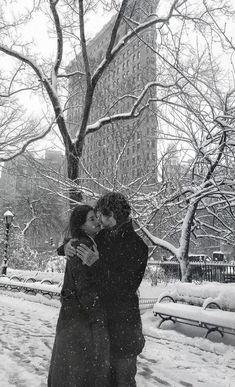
0, 150, 66, 207
67, 0, 159, 192
0, 153, 36, 206
0, 150, 67, 250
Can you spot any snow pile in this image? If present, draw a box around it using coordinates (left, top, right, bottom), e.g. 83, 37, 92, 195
203, 289, 235, 311
158, 282, 235, 310
0, 288, 60, 308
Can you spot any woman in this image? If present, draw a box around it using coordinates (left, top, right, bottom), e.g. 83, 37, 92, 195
48, 205, 110, 387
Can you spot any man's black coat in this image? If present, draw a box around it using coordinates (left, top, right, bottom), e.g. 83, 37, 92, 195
94, 220, 148, 358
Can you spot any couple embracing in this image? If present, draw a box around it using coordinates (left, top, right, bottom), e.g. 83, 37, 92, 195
48, 192, 148, 387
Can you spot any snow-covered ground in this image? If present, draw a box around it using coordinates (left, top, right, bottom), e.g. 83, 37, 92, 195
0, 280, 234, 386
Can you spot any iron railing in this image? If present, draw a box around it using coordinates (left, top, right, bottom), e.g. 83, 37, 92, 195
147, 261, 235, 284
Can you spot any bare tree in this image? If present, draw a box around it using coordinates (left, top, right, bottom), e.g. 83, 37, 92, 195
0, 0, 183, 203
129, 0, 235, 281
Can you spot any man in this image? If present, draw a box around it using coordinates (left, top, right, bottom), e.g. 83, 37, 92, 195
61, 192, 148, 386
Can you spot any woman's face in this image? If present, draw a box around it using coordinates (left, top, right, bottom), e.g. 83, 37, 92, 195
81, 210, 100, 237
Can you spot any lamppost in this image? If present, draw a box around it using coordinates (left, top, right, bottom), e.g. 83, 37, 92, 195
1, 210, 14, 275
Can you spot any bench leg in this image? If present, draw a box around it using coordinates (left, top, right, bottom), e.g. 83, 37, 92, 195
204, 324, 224, 338
156, 314, 176, 328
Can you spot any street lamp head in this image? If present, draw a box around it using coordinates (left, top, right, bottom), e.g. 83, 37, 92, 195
3, 210, 14, 226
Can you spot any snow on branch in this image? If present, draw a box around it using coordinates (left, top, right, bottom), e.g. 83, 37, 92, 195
0, 45, 44, 81
49, 0, 63, 76
0, 122, 54, 162
133, 219, 178, 256
85, 81, 173, 134
92, 0, 181, 85
58, 70, 85, 79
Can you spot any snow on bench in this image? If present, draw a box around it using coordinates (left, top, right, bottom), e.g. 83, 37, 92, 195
153, 302, 235, 337
0, 276, 61, 298
158, 282, 235, 311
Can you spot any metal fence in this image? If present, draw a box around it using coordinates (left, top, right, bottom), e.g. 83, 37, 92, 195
147, 261, 235, 284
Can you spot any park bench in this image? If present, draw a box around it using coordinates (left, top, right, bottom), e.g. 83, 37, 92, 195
153, 282, 235, 338
0, 276, 61, 299
157, 282, 235, 311
153, 301, 235, 338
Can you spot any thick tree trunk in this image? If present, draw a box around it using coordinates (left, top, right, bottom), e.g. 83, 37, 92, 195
66, 146, 83, 208
179, 259, 192, 282
178, 201, 198, 282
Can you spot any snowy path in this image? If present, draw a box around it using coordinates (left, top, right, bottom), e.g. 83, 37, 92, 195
137, 334, 234, 387
0, 293, 234, 387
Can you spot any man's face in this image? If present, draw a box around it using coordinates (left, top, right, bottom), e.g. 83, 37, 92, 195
97, 211, 117, 229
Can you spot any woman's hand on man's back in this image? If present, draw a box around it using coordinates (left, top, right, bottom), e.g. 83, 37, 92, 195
64, 239, 77, 257
65, 239, 99, 266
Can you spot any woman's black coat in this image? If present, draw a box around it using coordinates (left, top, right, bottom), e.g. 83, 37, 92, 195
48, 231, 110, 387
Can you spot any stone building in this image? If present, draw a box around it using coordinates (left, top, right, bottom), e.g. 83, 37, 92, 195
67, 0, 159, 193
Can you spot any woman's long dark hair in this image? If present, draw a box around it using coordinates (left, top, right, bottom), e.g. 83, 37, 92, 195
69, 204, 93, 238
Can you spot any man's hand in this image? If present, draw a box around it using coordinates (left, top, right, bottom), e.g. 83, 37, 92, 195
64, 239, 77, 257
77, 244, 99, 266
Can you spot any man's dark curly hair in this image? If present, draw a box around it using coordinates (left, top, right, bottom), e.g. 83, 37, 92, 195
95, 192, 131, 224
